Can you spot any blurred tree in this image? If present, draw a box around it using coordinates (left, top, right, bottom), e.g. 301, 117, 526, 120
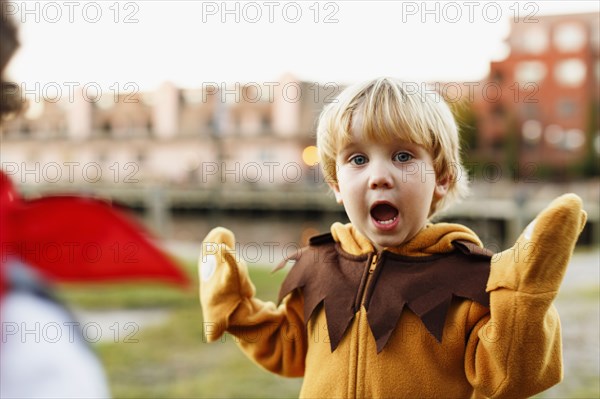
452, 100, 478, 153
576, 101, 600, 178
451, 100, 480, 181
504, 113, 520, 181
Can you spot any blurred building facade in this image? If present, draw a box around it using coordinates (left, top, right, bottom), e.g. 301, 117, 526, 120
1, 74, 334, 188
473, 12, 600, 179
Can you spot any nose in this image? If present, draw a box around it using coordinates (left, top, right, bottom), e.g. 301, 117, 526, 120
368, 161, 394, 190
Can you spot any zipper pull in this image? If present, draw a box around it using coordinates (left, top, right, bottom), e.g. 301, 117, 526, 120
369, 254, 378, 274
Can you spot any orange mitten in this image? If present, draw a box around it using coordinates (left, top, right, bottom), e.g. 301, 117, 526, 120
199, 227, 256, 342
488, 193, 587, 295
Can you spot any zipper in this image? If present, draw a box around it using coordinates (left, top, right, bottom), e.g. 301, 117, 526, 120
352, 252, 380, 398
353, 252, 379, 312
369, 253, 378, 273
362, 252, 379, 305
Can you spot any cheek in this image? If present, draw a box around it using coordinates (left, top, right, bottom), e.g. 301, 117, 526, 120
337, 169, 358, 192
338, 182, 355, 201
339, 183, 363, 209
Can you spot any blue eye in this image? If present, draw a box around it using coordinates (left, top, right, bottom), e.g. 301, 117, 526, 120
394, 152, 413, 162
350, 155, 367, 165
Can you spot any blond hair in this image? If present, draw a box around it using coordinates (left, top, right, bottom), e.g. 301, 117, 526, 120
316, 77, 468, 217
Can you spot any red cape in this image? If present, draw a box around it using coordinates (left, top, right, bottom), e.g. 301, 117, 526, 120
1, 171, 189, 293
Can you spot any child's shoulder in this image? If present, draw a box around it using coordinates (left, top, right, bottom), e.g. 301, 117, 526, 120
306, 232, 336, 247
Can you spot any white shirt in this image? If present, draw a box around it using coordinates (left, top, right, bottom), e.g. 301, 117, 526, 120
1, 290, 111, 398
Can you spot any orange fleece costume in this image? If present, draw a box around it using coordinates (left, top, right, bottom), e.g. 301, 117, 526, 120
199, 194, 586, 398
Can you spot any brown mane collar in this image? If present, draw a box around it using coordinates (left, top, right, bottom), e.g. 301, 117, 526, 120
278, 235, 492, 353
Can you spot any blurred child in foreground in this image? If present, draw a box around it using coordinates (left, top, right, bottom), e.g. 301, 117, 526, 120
0, 4, 187, 397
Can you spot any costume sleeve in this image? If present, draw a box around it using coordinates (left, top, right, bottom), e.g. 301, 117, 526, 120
198, 227, 307, 377
465, 194, 587, 398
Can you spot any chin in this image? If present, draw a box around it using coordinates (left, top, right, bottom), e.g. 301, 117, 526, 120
369, 228, 416, 249
371, 237, 403, 250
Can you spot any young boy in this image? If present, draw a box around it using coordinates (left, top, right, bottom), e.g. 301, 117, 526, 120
199, 77, 587, 398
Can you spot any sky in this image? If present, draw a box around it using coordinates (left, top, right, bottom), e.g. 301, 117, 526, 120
6, 0, 600, 92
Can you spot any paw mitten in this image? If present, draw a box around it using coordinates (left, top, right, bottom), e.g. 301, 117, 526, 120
199, 227, 256, 342
487, 193, 587, 294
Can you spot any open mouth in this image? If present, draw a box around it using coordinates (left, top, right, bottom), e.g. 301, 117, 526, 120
370, 202, 399, 227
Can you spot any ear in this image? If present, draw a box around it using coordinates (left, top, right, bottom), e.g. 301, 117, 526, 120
329, 182, 344, 204
433, 175, 450, 200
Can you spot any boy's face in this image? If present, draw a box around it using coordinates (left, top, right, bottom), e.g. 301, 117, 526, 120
330, 123, 448, 251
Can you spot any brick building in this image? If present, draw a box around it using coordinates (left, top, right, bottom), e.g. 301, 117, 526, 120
473, 12, 599, 178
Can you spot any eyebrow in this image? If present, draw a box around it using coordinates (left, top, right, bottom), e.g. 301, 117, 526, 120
336, 140, 362, 157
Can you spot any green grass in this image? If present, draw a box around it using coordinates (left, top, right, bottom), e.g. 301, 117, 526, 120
559, 284, 600, 301
57, 260, 303, 398
95, 307, 302, 398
